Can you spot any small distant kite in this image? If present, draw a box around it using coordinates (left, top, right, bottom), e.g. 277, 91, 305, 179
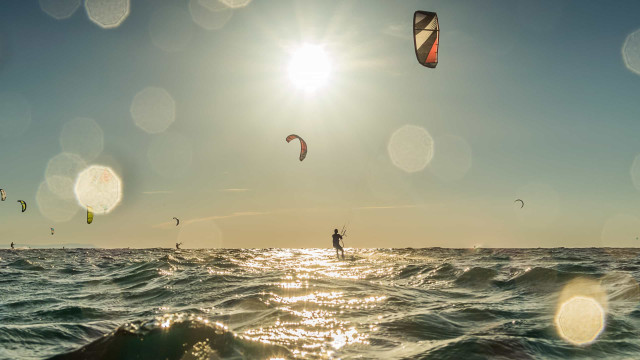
173, 217, 180, 226
0, 189, 6, 201
17, 200, 26, 212
515, 199, 524, 208
286, 134, 307, 161
413, 11, 439, 68
51, 228, 55, 235
87, 206, 93, 224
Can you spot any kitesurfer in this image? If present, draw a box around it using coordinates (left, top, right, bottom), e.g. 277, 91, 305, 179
10, 242, 14, 249
176, 242, 182, 250
332, 229, 344, 259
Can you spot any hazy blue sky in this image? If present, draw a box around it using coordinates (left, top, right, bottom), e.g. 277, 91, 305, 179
1, 0, 640, 248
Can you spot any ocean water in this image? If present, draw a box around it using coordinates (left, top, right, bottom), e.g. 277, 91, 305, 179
1, 248, 640, 359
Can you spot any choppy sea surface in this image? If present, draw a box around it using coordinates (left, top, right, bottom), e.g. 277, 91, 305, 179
1, 248, 640, 359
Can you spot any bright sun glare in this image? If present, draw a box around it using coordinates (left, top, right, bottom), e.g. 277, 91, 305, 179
288, 44, 331, 91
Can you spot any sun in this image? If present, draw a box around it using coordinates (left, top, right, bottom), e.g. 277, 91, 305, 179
288, 44, 331, 92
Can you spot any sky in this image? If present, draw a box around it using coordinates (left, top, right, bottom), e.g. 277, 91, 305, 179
1, 0, 640, 248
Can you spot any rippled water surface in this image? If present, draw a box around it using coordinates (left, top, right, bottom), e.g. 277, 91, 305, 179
1, 248, 640, 359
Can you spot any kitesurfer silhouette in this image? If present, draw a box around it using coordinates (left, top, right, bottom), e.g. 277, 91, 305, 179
176, 242, 182, 250
10, 242, 14, 249
332, 229, 344, 259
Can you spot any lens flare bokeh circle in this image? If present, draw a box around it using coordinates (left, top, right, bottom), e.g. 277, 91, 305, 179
554, 278, 607, 346
555, 296, 605, 345
74, 165, 122, 215
387, 125, 434, 173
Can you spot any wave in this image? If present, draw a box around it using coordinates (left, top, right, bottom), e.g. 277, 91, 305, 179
7, 259, 45, 271
421, 337, 535, 360
454, 267, 499, 287
496, 267, 581, 292
397, 264, 434, 279
2, 248, 640, 359
554, 263, 601, 274
33, 306, 116, 322
47, 318, 291, 360
381, 313, 465, 342
429, 263, 458, 280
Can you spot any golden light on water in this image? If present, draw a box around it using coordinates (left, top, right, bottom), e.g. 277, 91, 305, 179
555, 278, 607, 345
233, 250, 386, 357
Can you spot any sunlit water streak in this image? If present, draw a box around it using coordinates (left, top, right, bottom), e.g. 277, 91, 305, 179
1, 248, 640, 359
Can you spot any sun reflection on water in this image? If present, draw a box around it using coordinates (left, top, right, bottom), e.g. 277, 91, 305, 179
214, 249, 397, 357
148, 249, 421, 358
278, 282, 305, 289
241, 288, 384, 356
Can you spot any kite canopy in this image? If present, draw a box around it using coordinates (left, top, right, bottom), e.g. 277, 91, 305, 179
0, 189, 5, 201
515, 199, 524, 208
87, 206, 94, 224
17, 200, 26, 212
173, 217, 180, 226
286, 134, 307, 161
413, 11, 439, 68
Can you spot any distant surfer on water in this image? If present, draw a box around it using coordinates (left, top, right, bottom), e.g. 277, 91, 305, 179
176, 242, 182, 250
10, 242, 14, 249
332, 229, 344, 259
